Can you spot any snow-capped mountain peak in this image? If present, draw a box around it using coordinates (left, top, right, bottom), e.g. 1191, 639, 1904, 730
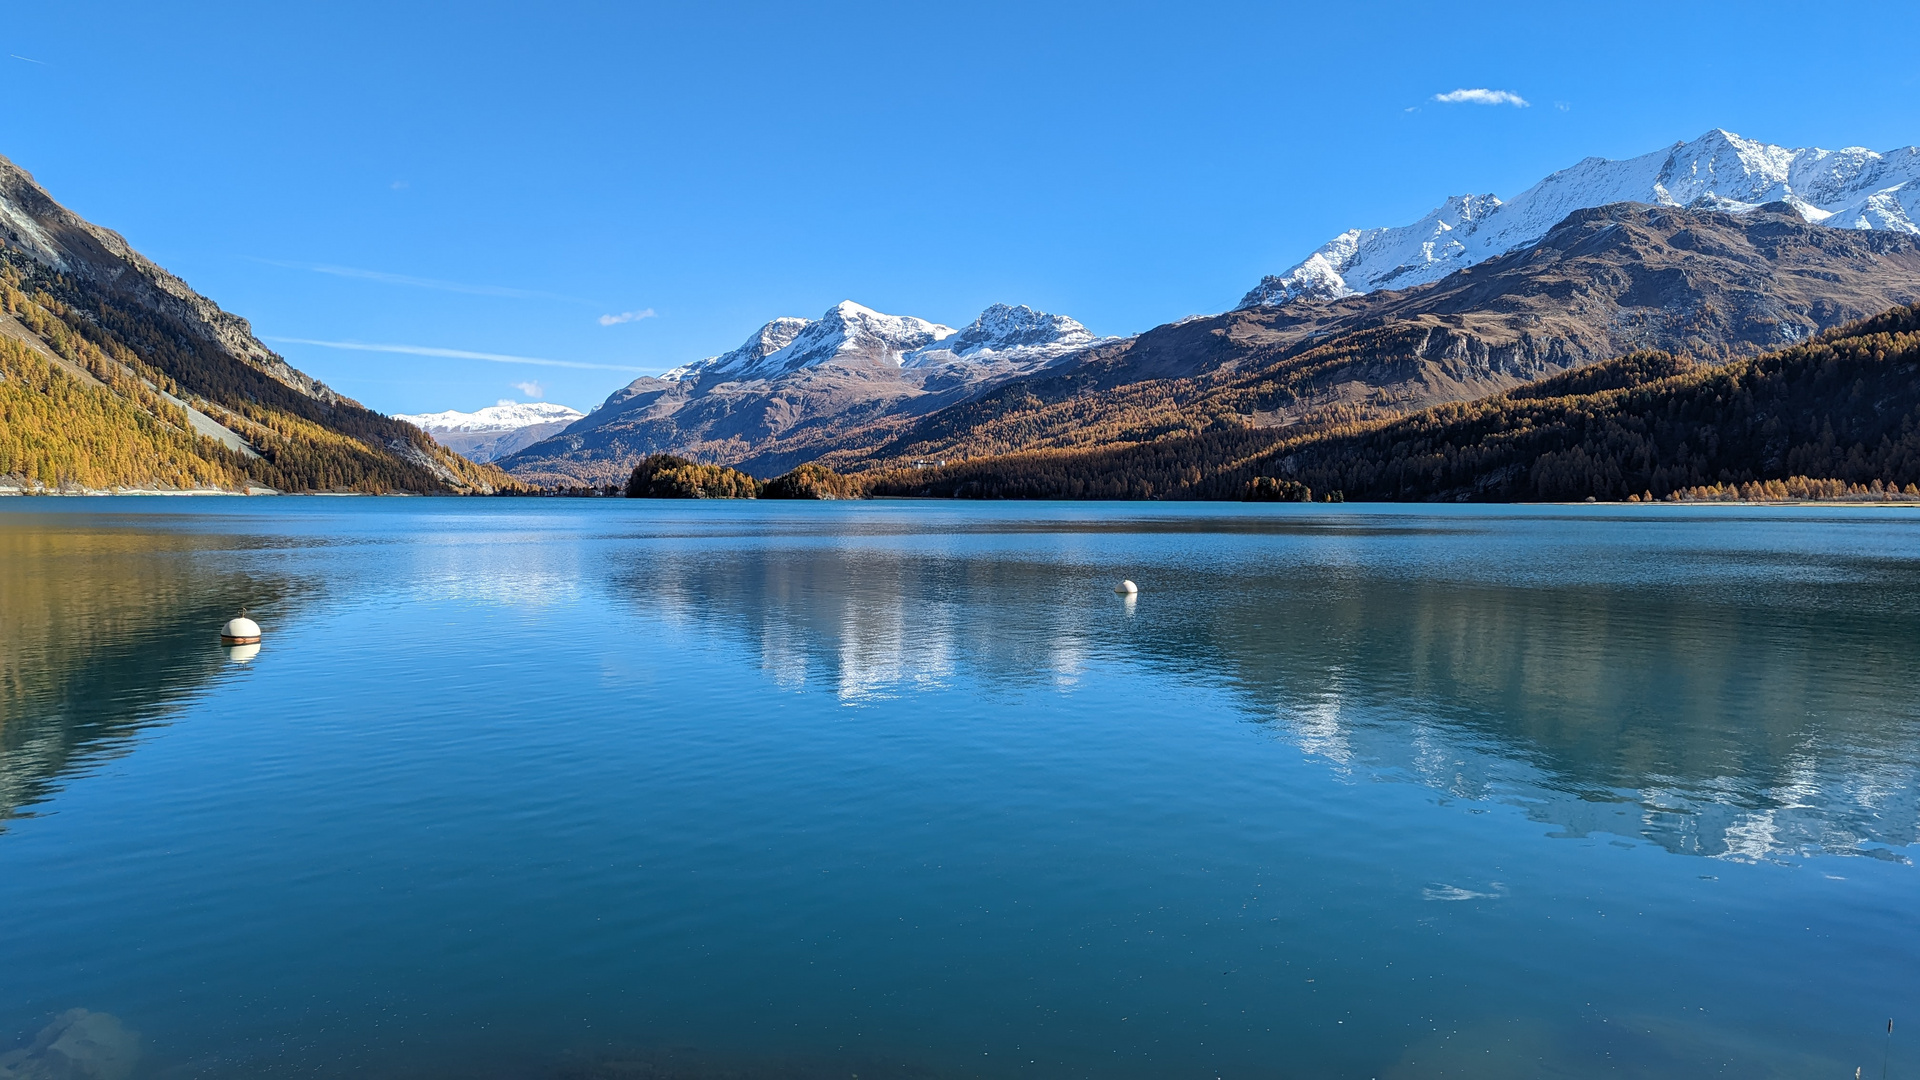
661, 301, 958, 383
774, 300, 957, 374
660, 317, 810, 382
394, 400, 587, 463
902, 303, 1098, 367
655, 301, 1102, 385
1239, 129, 1920, 309
395, 400, 584, 434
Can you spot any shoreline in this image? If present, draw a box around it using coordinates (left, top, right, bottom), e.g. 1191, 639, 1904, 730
0, 484, 276, 497
5, 484, 1920, 509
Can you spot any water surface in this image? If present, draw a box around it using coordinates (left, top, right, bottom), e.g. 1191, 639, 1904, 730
1, 499, 1915, 1078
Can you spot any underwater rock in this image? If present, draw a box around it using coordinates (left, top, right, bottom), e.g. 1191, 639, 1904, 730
0, 1010, 139, 1080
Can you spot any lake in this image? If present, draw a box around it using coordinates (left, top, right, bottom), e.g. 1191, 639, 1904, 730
1, 498, 1915, 1079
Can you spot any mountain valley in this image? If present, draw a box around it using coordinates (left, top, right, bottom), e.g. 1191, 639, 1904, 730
9, 128, 1920, 501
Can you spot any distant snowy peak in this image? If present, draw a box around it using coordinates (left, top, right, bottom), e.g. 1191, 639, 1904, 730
1240, 129, 1920, 309
766, 301, 956, 376
395, 400, 587, 463
395, 400, 584, 434
659, 300, 1097, 384
662, 302, 955, 383
903, 303, 1097, 367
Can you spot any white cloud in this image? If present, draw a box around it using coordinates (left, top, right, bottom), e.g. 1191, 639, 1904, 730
598, 308, 657, 326
265, 337, 647, 373
1432, 88, 1529, 108
512, 380, 544, 398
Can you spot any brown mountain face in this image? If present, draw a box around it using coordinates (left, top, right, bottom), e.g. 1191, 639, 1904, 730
499, 351, 1067, 486
512, 200, 1920, 488
0, 154, 516, 493
869, 303, 1920, 502
508, 202, 1920, 486
833, 202, 1920, 472
502, 344, 1067, 487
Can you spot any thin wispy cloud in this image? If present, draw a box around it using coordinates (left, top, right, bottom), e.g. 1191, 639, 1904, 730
10, 54, 46, 65
512, 380, 544, 398
598, 308, 656, 326
245, 257, 594, 304
308, 264, 591, 303
266, 337, 647, 373
1433, 88, 1529, 108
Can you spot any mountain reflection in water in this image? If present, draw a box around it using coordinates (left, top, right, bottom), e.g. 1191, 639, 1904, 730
609, 512, 1920, 863
0, 516, 306, 829
2, 501, 1916, 1080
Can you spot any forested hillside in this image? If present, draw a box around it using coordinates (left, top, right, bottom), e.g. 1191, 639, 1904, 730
869, 304, 1920, 502
0, 330, 247, 492
0, 155, 518, 494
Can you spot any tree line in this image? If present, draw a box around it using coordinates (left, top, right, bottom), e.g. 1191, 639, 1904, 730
862, 304, 1920, 502
625, 456, 862, 499
0, 258, 517, 493
0, 335, 248, 491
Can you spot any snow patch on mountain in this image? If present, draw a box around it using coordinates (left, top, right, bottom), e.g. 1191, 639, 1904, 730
1240, 129, 1920, 308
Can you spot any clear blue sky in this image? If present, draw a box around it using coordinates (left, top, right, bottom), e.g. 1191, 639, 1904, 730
4, 1, 1915, 415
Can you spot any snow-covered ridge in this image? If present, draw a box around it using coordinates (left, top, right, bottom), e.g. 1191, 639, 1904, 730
903, 303, 1096, 367
661, 300, 1097, 384
1240, 129, 1920, 308
396, 400, 587, 464
396, 400, 585, 434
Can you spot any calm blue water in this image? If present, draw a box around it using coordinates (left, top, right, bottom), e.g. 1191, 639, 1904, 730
1, 499, 1916, 1079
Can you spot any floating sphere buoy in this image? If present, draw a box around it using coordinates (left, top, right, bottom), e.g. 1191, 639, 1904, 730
220, 616, 261, 645
1114, 580, 1138, 595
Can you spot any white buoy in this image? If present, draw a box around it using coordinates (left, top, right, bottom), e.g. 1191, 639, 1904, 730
220, 616, 261, 645
1114, 580, 1138, 595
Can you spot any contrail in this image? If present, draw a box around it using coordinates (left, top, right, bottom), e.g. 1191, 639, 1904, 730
266, 337, 648, 373
244, 257, 596, 305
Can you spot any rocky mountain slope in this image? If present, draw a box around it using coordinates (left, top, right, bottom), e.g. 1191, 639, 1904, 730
1241, 129, 1920, 307
0, 153, 515, 493
871, 303, 1920, 502
395, 401, 585, 463
501, 302, 1106, 486
756, 201, 1920, 475
502, 133, 1920, 489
